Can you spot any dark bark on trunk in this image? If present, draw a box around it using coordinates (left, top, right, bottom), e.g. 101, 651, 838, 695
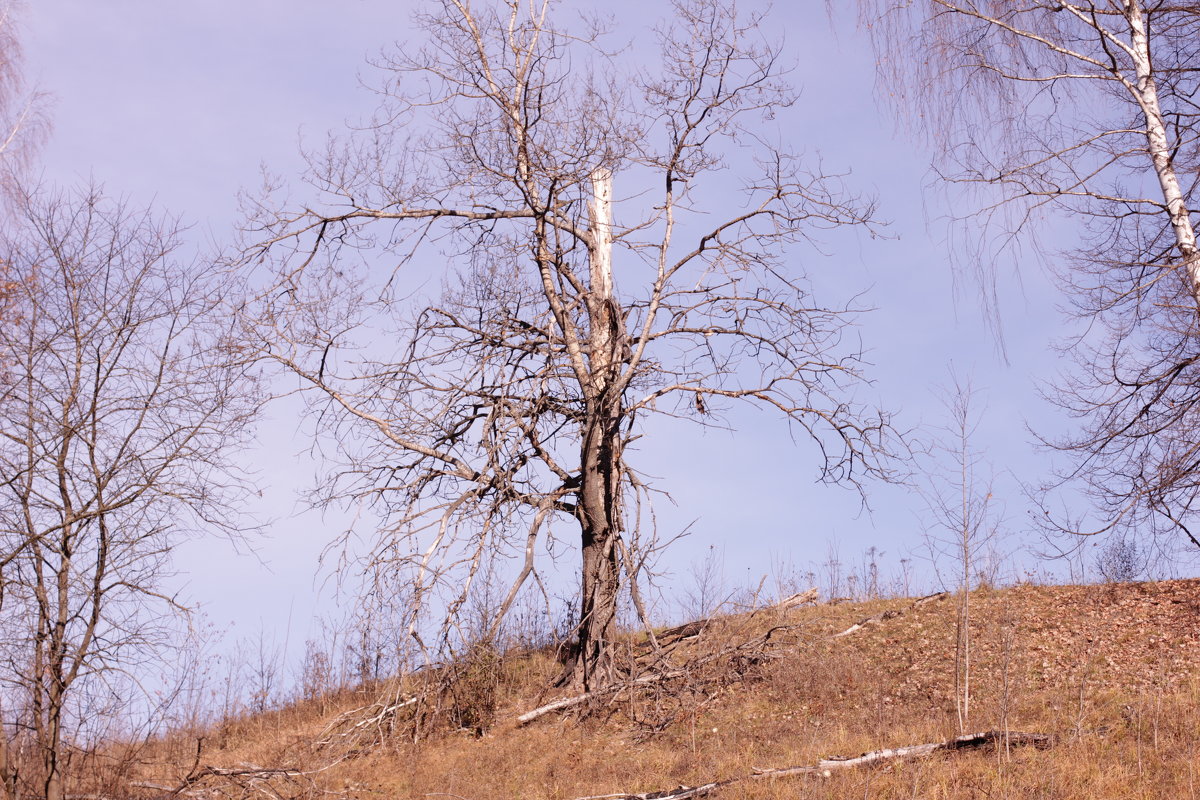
42, 708, 62, 800
574, 407, 623, 691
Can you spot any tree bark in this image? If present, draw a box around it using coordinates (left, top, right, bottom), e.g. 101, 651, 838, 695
1124, 0, 1200, 301
0, 725, 17, 800
572, 168, 625, 691
576, 415, 623, 690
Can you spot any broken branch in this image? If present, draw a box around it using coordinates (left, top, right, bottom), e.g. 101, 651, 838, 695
575, 729, 1052, 800
833, 591, 948, 638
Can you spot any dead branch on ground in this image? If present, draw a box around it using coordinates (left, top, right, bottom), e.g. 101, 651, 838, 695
519, 623, 808, 728
833, 591, 948, 638
313, 693, 418, 753
135, 764, 332, 800
751, 730, 1052, 777
776, 588, 819, 610
573, 729, 1052, 800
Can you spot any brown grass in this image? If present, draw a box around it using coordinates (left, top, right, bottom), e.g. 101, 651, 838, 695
106, 579, 1200, 799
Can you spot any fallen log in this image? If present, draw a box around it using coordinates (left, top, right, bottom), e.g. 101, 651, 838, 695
832, 591, 948, 638
776, 587, 818, 610
573, 729, 1051, 800
572, 781, 728, 800
751, 730, 1053, 778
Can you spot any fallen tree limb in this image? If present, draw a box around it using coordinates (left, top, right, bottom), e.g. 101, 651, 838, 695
573, 729, 1052, 800
775, 587, 818, 610
833, 591, 948, 638
520, 623, 807, 727
572, 781, 729, 800
516, 670, 685, 726
642, 588, 816, 657
314, 694, 418, 749
751, 730, 1053, 778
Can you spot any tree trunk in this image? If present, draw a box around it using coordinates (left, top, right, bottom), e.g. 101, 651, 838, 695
570, 167, 626, 691
42, 700, 62, 800
1125, 0, 1200, 301
0, 735, 17, 800
575, 412, 623, 690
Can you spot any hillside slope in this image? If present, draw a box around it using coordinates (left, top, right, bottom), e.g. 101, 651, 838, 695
133, 580, 1200, 800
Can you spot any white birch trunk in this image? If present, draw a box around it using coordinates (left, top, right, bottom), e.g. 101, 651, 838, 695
1125, 0, 1200, 301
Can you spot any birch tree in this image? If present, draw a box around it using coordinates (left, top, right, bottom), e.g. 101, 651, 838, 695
247, 0, 894, 691
861, 1, 1200, 547
0, 0, 42, 180
0, 185, 261, 800
0, 0, 45, 362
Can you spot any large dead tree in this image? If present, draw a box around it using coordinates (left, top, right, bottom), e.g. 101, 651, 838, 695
0, 184, 261, 800
860, 1, 1200, 550
247, 0, 894, 691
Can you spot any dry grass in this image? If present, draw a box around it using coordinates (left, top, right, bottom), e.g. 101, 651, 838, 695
105, 580, 1200, 799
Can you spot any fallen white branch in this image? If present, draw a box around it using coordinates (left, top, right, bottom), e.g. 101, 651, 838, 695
833, 591, 948, 638
776, 587, 818, 610
315, 695, 418, 748
520, 622, 807, 726
752, 730, 1052, 778
574, 729, 1052, 800
572, 780, 727, 800
517, 670, 684, 726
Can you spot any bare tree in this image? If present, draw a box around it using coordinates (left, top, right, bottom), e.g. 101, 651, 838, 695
860, 1, 1200, 551
0, 184, 261, 800
921, 375, 1001, 733
247, 0, 894, 691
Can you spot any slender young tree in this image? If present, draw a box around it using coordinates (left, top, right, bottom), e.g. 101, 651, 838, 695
248, 0, 894, 691
921, 376, 1001, 733
0, 4, 50, 794
861, 1, 1200, 549
0, 184, 261, 800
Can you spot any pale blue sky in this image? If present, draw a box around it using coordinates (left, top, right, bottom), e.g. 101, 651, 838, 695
20, 1, 1093, 662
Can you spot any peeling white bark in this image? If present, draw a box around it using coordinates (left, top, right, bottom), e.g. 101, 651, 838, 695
1125, 0, 1200, 301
